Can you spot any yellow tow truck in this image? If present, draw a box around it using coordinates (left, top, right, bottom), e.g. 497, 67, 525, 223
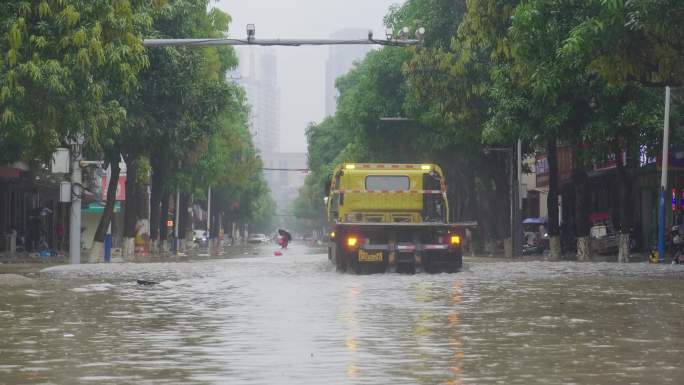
326, 163, 472, 273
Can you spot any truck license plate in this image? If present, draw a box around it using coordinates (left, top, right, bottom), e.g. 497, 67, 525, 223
358, 250, 383, 262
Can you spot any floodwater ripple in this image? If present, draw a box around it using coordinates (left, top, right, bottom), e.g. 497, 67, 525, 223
1, 244, 684, 384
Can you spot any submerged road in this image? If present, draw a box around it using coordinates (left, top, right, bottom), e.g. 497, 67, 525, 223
2, 242, 684, 384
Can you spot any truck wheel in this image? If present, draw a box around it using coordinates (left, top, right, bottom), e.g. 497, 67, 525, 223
397, 262, 415, 274
351, 260, 363, 274
447, 254, 463, 273
334, 245, 346, 272
423, 255, 434, 274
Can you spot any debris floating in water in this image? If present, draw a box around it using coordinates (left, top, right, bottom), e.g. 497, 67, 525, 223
136, 280, 159, 286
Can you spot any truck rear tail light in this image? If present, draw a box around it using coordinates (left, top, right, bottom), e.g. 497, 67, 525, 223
347, 237, 359, 247
440, 235, 461, 245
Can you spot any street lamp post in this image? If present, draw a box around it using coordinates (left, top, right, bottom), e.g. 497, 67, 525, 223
658, 86, 672, 263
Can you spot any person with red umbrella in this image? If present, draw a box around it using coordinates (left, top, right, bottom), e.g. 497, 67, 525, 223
278, 229, 292, 249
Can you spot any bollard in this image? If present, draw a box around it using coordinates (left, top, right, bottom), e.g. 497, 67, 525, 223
104, 234, 112, 263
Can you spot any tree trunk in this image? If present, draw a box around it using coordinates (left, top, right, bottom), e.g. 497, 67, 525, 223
185, 193, 195, 250
494, 154, 510, 242
159, 190, 170, 254
616, 143, 635, 263
178, 193, 188, 240
149, 168, 162, 243
464, 161, 480, 254
475, 167, 493, 255
573, 166, 591, 261
148, 154, 168, 254
138, 164, 150, 259
178, 193, 189, 251
577, 236, 591, 261
150, 155, 165, 240
88, 160, 121, 262
122, 157, 139, 261
547, 138, 561, 259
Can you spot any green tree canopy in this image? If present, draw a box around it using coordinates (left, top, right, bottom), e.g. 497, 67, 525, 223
0, 0, 151, 164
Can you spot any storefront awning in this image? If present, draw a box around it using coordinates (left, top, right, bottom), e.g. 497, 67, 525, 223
82, 202, 121, 214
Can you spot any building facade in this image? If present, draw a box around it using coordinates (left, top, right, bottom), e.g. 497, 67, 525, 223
234, 48, 281, 160
325, 29, 374, 117
529, 145, 684, 252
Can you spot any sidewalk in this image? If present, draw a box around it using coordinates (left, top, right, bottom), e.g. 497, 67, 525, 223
0, 252, 67, 275
0, 242, 253, 274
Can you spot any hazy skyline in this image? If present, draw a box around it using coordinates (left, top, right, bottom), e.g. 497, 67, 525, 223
214, 0, 403, 153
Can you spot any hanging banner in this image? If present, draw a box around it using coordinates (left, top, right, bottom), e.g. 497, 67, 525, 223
101, 174, 126, 201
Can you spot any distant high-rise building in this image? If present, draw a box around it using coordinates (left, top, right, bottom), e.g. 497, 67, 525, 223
234, 48, 281, 161
325, 29, 374, 117
232, 49, 308, 213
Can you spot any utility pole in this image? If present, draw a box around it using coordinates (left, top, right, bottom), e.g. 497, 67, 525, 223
658, 86, 672, 263
174, 190, 180, 255
509, 151, 515, 258
207, 186, 211, 252
69, 139, 83, 264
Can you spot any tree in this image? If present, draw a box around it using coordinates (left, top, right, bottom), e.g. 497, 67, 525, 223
401, 0, 515, 250
0, 0, 149, 164
559, 0, 684, 86
110, 0, 240, 257
489, 0, 665, 258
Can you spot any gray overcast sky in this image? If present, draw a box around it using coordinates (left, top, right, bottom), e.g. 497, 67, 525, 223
214, 0, 403, 153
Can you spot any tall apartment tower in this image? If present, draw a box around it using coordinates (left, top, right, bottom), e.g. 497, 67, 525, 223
235, 48, 281, 160
325, 29, 374, 117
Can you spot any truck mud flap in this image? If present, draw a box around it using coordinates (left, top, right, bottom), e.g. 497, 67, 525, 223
423, 251, 463, 273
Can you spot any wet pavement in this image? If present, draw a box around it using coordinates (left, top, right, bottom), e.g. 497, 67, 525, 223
1, 242, 684, 384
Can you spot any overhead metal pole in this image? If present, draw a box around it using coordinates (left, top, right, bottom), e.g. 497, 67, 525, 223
262, 168, 309, 172
143, 38, 421, 48
658, 86, 672, 263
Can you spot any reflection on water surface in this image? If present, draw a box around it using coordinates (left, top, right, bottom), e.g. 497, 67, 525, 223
2, 245, 684, 384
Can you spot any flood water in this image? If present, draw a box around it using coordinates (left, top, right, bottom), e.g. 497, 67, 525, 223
2, 243, 684, 385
